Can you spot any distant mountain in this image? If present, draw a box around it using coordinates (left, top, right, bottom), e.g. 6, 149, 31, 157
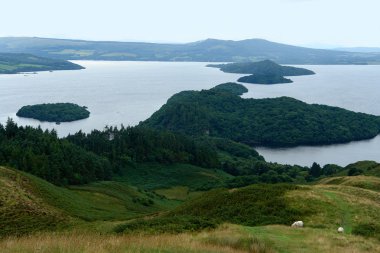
335, 47, 380, 53
0, 53, 84, 74
1, 37, 380, 64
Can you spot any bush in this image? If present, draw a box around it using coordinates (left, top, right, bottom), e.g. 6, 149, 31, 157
352, 223, 380, 239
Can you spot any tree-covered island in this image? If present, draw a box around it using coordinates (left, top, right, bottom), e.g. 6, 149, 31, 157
208, 60, 315, 84
16, 103, 90, 123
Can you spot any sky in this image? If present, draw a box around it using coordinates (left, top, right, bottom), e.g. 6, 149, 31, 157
1, 0, 379, 47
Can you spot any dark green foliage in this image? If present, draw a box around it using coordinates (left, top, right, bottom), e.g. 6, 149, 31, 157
208, 60, 315, 76
348, 167, 365, 176
17, 103, 90, 122
171, 184, 305, 227
0, 53, 84, 74
66, 126, 220, 170
114, 215, 218, 234
0, 118, 312, 187
310, 162, 322, 178
238, 74, 292, 84
322, 164, 344, 176
1, 37, 380, 64
0, 119, 111, 185
352, 223, 380, 239
211, 82, 248, 95
143, 84, 380, 147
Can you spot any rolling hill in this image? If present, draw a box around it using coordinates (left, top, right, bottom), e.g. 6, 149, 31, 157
2, 164, 380, 252
0, 53, 84, 74
1, 37, 380, 64
0, 166, 178, 237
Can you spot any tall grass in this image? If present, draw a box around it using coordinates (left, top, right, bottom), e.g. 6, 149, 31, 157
0, 226, 273, 253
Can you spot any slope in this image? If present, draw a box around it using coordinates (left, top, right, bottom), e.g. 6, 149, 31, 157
0, 166, 177, 237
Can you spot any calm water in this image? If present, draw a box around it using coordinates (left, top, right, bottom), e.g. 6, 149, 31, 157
0, 61, 379, 166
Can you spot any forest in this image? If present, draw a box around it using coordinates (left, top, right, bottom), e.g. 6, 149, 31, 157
0, 119, 340, 187
143, 83, 380, 147
238, 74, 292, 84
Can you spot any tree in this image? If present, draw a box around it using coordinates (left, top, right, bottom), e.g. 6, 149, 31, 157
310, 162, 322, 178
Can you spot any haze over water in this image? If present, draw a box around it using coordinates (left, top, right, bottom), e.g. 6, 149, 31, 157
1, 61, 379, 166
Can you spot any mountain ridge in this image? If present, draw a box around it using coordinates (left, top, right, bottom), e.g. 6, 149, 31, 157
1, 37, 380, 64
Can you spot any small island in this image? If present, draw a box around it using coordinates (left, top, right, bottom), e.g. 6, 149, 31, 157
208, 60, 315, 84
16, 103, 90, 123
211, 82, 249, 95
238, 74, 293, 84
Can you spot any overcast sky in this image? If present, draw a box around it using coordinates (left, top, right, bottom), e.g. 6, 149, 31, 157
1, 0, 379, 47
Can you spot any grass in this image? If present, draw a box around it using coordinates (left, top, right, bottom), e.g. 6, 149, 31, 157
50, 49, 95, 57
118, 177, 380, 237
0, 166, 178, 236
2, 224, 380, 253
2, 164, 380, 252
0, 167, 70, 236
0, 225, 273, 253
319, 175, 380, 192
244, 225, 380, 253
155, 186, 190, 200
116, 163, 232, 191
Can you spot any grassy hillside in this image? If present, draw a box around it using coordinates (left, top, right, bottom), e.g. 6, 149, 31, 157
0, 53, 84, 74
0, 166, 177, 237
2, 166, 380, 252
319, 175, 380, 192
117, 178, 380, 239
1, 37, 380, 64
0, 167, 70, 236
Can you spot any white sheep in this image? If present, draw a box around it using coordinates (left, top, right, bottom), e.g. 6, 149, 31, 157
338, 227, 344, 233
291, 221, 304, 228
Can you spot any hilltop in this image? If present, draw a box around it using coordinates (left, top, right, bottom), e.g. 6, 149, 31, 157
1, 37, 380, 64
142, 83, 380, 147
0, 53, 84, 74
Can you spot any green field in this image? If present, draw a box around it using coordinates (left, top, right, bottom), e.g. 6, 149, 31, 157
2, 163, 380, 252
